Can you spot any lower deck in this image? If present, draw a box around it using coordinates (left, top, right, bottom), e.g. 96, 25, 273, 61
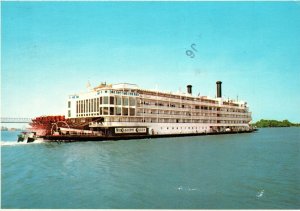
42, 129, 258, 142
89, 122, 251, 135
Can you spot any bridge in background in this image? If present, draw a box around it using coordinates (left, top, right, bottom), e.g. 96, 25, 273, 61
1, 117, 32, 123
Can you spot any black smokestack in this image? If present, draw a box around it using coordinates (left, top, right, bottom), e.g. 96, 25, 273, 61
216, 81, 222, 98
187, 85, 192, 94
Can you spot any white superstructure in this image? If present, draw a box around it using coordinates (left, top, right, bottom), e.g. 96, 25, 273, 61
66, 82, 252, 135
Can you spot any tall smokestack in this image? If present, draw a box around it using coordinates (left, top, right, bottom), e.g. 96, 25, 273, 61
187, 85, 192, 94
216, 81, 222, 98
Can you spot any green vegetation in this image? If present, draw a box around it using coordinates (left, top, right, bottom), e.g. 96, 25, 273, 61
252, 119, 300, 128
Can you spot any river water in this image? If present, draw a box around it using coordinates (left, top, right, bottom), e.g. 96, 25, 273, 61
1, 128, 300, 209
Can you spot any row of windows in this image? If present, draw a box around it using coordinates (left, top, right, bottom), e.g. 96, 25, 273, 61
75, 97, 136, 114
76, 107, 136, 116
76, 98, 100, 114
162, 126, 208, 130
73, 114, 249, 125
159, 126, 248, 131
136, 110, 250, 119
140, 100, 248, 112
101, 107, 135, 116
142, 94, 219, 104
137, 110, 250, 119
97, 90, 139, 96
77, 113, 99, 117
140, 118, 246, 124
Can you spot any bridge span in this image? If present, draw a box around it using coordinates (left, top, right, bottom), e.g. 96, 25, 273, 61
1, 117, 32, 123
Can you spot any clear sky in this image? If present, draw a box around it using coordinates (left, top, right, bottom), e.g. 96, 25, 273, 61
1, 1, 300, 124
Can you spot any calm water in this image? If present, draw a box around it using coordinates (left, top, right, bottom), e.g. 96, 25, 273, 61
1, 128, 300, 209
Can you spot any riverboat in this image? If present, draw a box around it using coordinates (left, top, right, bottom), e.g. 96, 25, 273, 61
29, 81, 254, 141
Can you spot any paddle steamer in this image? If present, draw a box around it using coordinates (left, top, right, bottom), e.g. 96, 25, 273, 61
29, 81, 253, 141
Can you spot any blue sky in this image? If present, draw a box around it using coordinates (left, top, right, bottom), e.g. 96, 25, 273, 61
1, 1, 300, 124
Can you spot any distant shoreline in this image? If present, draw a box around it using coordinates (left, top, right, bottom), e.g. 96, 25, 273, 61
1, 127, 23, 131
252, 119, 300, 128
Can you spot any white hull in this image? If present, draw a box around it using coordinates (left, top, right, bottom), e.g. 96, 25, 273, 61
97, 122, 250, 135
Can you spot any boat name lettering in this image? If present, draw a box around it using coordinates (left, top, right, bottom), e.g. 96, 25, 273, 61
115, 128, 146, 133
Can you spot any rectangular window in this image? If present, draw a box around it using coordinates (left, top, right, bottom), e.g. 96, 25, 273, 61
89, 99, 92, 113
116, 107, 121, 115
103, 96, 108, 104
100, 107, 102, 115
85, 100, 88, 113
83, 100, 85, 113
93, 98, 96, 112
110, 96, 114, 104
110, 107, 114, 115
68, 110, 71, 117
116, 96, 122, 105
103, 107, 109, 115
68, 101, 71, 108
129, 98, 136, 106
87, 99, 89, 113
129, 108, 135, 116
76, 101, 78, 113
100, 97, 102, 104
91, 99, 93, 112
86, 100, 89, 113
123, 97, 129, 106
97, 98, 99, 112
122, 107, 128, 115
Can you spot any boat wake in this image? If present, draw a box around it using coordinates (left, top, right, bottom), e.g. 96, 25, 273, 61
1, 140, 45, 147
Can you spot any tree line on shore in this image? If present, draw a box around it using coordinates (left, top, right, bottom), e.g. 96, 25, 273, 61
252, 119, 300, 128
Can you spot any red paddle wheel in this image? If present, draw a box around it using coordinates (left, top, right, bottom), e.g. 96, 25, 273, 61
29, 115, 66, 136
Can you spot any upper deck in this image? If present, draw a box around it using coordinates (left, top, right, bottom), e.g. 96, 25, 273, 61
66, 82, 251, 125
